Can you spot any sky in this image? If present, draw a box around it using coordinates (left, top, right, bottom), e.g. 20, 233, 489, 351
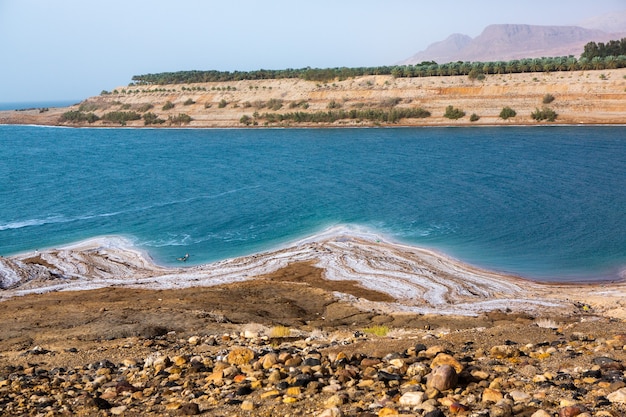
1, 0, 625, 102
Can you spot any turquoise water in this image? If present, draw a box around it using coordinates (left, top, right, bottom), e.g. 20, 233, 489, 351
0, 125, 624, 282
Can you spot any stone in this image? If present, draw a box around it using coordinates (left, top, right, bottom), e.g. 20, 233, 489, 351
261, 352, 278, 369
398, 391, 425, 406
187, 335, 200, 345
325, 394, 346, 407
227, 347, 255, 365
607, 387, 626, 404
531, 411, 552, 417
110, 405, 127, 415
490, 402, 513, 417
509, 389, 532, 403
377, 407, 398, 416
490, 345, 520, 359
558, 405, 586, 417
179, 402, 201, 415
482, 387, 504, 403
240, 400, 255, 411
426, 365, 458, 391
423, 410, 446, 417
431, 353, 463, 373
317, 407, 343, 417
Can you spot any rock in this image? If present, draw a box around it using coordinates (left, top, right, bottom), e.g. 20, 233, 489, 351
398, 391, 426, 406
227, 347, 255, 365
431, 353, 463, 373
92, 396, 112, 410
110, 405, 127, 415
490, 345, 520, 359
531, 411, 552, 417
426, 365, 458, 391
317, 407, 343, 417
508, 389, 532, 403
260, 352, 278, 369
187, 335, 200, 345
325, 394, 346, 407
423, 410, 446, 417
607, 387, 626, 403
377, 407, 398, 416
558, 405, 586, 417
240, 400, 255, 411
179, 402, 201, 415
482, 387, 504, 403
490, 401, 513, 417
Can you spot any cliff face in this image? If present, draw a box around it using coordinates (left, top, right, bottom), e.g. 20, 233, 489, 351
1, 68, 625, 127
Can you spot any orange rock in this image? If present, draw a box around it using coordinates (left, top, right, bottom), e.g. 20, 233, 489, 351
431, 353, 463, 373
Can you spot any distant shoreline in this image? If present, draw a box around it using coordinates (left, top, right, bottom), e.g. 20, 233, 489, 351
1, 69, 625, 128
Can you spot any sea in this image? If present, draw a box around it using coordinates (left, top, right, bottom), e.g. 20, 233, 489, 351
0, 125, 625, 283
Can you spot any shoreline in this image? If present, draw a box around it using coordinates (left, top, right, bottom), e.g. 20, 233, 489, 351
2, 229, 625, 319
1, 69, 625, 128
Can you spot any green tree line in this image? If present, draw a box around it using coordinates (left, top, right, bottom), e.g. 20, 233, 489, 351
130, 40, 626, 85
581, 38, 626, 60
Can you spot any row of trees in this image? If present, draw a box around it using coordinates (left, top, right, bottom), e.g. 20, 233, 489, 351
131, 39, 626, 85
581, 38, 626, 60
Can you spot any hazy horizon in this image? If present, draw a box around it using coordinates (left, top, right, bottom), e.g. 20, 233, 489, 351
1, 0, 625, 102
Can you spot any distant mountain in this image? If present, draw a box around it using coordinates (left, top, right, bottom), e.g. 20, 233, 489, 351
401, 18, 626, 65
578, 10, 626, 33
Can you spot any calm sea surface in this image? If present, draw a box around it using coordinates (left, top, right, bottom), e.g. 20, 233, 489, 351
1, 125, 624, 282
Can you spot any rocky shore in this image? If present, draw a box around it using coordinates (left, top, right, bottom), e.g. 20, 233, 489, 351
0, 232, 625, 416
1, 312, 625, 417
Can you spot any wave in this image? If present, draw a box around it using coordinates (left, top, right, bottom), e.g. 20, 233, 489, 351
0, 185, 263, 233
0, 216, 67, 231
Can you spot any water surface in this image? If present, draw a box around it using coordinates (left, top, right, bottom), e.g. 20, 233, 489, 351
1, 125, 624, 282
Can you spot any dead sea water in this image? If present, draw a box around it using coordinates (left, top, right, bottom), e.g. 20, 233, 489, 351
0, 125, 624, 282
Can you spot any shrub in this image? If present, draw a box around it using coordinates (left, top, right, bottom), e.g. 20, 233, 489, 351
327, 100, 341, 109
183, 98, 195, 106
168, 113, 192, 125
121, 103, 131, 110
218, 99, 228, 108
470, 113, 480, 122
60, 110, 99, 123
78, 102, 99, 112
102, 111, 141, 125
362, 325, 389, 337
444, 105, 465, 119
268, 326, 291, 338
266, 98, 283, 111
531, 107, 558, 122
542, 93, 555, 104
499, 106, 517, 119
137, 103, 154, 112
239, 115, 253, 125
162, 101, 175, 110
142, 112, 165, 125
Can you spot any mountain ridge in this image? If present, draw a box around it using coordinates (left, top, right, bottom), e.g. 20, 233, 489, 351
401, 14, 626, 65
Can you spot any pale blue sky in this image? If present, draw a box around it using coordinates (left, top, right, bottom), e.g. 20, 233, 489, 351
1, 0, 624, 102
